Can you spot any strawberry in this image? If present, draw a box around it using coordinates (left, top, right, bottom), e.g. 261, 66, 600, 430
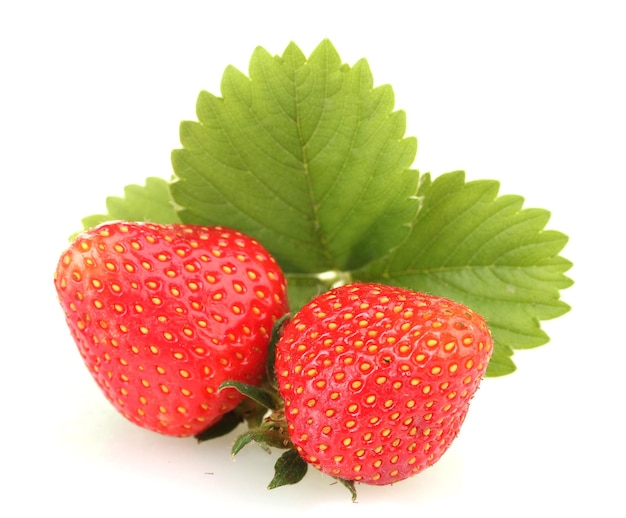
274, 282, 493, 487
54, 221, 289, 437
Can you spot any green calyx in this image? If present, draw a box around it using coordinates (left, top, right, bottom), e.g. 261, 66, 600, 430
203, 380, 357, 501
196, 315, 358, 500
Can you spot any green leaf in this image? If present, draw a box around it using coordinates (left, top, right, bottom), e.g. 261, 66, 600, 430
268, 449, 308, 490
80, 176, 181, 231
170, 39, 418, 274
285, 271, 353, 312
355, 171, 573, 376
77, 40, 573, 376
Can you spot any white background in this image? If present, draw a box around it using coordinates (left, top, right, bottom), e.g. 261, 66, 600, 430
1, 1, 623, 516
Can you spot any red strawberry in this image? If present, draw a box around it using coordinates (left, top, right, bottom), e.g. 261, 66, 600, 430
274, 282, 492, 486
54, 221, 289, 437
